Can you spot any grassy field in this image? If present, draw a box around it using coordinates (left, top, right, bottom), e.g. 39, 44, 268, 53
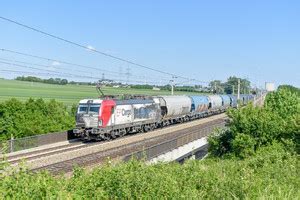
0, 79, 203, 106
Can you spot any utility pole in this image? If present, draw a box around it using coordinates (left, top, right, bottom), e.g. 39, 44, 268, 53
170, 76, 177, 95
125, 66, 131, 85
232, 85, 235, 95
119, 66, 123, 82
237, 78, 240, 100
214, 81, 217, 93
170, 79, 174, 95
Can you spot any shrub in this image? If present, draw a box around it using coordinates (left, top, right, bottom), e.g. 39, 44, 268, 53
208, 129, 234, 157
0, 98, 75, 140
264, 88, 300, 119
209, 87, 300, 158
0, 143, 298, 199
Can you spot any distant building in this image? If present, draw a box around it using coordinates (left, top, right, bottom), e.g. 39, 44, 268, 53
265, 82, 275, 91
152, 87, 160, 91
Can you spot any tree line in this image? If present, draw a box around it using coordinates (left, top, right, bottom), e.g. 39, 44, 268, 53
15, 76, 69, 85
209, 76, 252, 94
15, 75, 254, 94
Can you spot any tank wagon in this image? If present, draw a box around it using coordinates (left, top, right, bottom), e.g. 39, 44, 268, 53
206, 95, 223, 112
228, 95, 238, 108
189, 95, 210, 118
240, 94, 254, 105
153, 96, 192, 119
220, 95, 231, 109
74, 94, 255, 140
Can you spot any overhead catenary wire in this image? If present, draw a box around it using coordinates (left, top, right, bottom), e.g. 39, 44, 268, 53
0, 57, 88, 75
0, 60, 104, 80
0, 57, 133, 78
0, 68, 167, 85
0, 56, 172, 82
0, 49, 173, 82
0, 69, 75, 78
0, 61, 169, 85
0, 48, 129, 76
0, 16, 209, 84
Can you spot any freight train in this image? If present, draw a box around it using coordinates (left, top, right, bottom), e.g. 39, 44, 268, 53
73, 94, 254, 140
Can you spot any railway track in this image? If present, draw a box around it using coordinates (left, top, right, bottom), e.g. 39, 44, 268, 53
32, 116, 226, 175
5, 141, 89, 164
3, 113, 227, 175
2, 120, 207, 164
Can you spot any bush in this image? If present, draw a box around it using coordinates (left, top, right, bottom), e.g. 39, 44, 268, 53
277, 85, 300, 96
264, 88, 300, 119
0, 98, 75, 140
208, 87, 300, 158
0, 143, 298, 199
208, 129, 233, 157
231, 133, 256, 158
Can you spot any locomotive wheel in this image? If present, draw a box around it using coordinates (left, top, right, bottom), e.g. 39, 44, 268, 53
111, 130, 117, 139
103, 133, 112, 141
142, 125, 148, 133
150, 124, 155, 131
142, 125, 150, 133
119, 128, 128, 137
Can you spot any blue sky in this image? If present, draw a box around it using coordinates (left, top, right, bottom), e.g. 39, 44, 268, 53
0, 0, 299, 87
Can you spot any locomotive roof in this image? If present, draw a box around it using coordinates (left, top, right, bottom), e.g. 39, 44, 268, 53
79, 99, 103, 104
115, 99, 154, 105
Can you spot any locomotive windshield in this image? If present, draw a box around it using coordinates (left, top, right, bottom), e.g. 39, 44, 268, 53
78, 105, 88, 113
89, 105, 101, 113
78, 103, 101, 114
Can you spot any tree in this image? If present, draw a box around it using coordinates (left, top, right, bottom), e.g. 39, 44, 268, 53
61, 79, 68, 85
209, 80, 223, 93
224, 76, 251, 94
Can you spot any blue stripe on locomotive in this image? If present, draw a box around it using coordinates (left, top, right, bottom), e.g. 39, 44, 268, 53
189, 95, 209, 113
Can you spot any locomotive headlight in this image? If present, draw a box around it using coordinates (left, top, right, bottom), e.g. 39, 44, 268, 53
98, 120, 103, 127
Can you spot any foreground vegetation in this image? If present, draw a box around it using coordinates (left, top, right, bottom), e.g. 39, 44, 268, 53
1, 143, 298, 199
0, 86, 299, 199
209, 86, 299, 157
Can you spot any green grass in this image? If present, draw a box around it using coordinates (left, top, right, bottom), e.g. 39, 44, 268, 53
0, 79, 204, 106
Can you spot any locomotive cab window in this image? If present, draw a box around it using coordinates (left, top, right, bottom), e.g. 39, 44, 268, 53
78, 104, 88, 113
89, 104, 101, 114
77, 104, 101, 114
